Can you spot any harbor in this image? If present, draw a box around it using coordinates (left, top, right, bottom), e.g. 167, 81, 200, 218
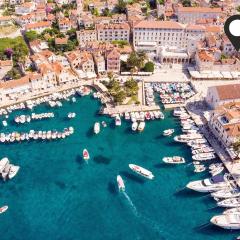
0, 93, 239, 240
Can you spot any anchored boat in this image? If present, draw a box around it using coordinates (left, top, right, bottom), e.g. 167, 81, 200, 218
129, 164, 154, 180
83, 149, 90, 161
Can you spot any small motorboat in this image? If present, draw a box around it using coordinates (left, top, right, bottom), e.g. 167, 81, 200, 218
138, 121, 145, 132
83, 149, 90, 161
67, 112, 76, 119
117, 175, 125, 191
101, 121, 107, 127
0, 205, 8, 214
163, 156, 185, 164
94, 122, 100, 134
194, 164, 206, 173
2, 120, 7, 127
8, 165, 20, 179
163, 129, 174, 136
132, 122, 138, 131
115, 115, 121, 126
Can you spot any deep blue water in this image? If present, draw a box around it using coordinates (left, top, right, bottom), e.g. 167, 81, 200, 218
0, 95, 237, 240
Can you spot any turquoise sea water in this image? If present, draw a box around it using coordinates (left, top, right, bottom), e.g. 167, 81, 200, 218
0, 95, 238, 240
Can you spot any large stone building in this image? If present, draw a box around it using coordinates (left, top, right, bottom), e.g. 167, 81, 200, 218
208, 102, 240, 148
206, 84, 240, 109
177, 7, 223, 24
133, 20, 205, 53
96, 23, 130, 42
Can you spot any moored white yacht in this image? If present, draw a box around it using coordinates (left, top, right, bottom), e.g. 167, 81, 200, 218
174, 134, 204, 143
129, 164, 154, 180
211, 189, 240, 199
192, 152, 215, 161
217, 198, 240, 208
186, 175, 227, 193
211, 213, 240, 229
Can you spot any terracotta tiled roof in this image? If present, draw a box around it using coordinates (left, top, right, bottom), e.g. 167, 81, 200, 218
96, 22, 130, 30
134, 20, 183, 29
26, 21, 51, 30
55, 37, 68, 45
178, 7, 222, 13
0, 60, 13, 67
205, 25, 222, 33
215, 84, 240, 100
0, 76, 30, 89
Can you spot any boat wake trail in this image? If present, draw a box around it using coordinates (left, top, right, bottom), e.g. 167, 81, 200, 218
123, 191, 138, 215
122, 191, 163, 236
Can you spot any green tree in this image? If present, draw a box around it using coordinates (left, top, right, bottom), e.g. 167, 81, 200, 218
12, 42, 29, 62
158, 0, 164, 5
25, 30, 38, 42
143, 61, 154, 72
114, 90, 126, 104
237, 6, 240, 12
116, 0, 127, 13
124, 78, 139, 96
181, 0, 191, 7
233, 139, 240, 154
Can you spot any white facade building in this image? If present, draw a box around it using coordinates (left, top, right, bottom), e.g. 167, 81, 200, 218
133, 21, 205, 53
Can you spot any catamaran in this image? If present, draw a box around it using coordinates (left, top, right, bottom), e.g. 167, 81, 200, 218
117, 175, 125, 191
94, 122, 100, 134
211, 213, 240, 229
83, 149, 90, 161
129, 164, 154, 180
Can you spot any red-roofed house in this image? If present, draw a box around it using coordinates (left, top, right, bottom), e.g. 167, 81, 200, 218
106, 48, 120, 73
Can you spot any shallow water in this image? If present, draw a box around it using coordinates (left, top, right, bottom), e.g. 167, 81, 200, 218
0, 95, 237, 240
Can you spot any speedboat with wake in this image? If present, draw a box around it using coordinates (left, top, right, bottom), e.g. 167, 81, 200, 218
0, 205, 8, 214
129, 164, 154, 180
117, 175, 125, 191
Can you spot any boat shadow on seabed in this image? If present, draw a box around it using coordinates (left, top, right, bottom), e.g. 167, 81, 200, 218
119, 171, 145, 184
